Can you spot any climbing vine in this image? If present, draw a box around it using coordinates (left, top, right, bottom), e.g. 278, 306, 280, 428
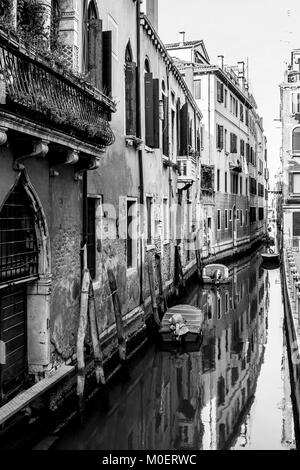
17, 0, 48, 46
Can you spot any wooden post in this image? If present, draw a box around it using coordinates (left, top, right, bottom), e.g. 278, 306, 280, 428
147, 261, 161, 326
76, 268, 90, 416
174, 245, 185, 296
195, 235, 202, 281
177, 245, 185, 288
88, 282, 106, 385
107, 268, 127, 362
174, 245, 180, 296
155, 253, 167, 315
297, 292, 300, 330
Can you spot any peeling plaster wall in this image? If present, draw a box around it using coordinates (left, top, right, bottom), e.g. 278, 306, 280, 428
0, 148, 83, 368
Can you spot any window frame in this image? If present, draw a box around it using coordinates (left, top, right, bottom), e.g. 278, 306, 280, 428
217, 209, 221, 231
146, 194, 154, 247
292, 126, 300, 156
127, 197, 138, 270
225, 209, 228, 230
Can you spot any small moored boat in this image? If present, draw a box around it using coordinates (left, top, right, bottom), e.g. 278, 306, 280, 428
261, 251, 280, 269
159, 304, 204, 345
202, 264, 230, 285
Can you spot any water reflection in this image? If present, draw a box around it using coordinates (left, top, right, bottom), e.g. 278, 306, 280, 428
53, 251, 272, 450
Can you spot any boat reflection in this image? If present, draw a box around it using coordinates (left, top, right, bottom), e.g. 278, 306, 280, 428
52, 251, 270, 450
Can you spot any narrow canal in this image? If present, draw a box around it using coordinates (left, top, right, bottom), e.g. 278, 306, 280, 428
49, 249, 296, 450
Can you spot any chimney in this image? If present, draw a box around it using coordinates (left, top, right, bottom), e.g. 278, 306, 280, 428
217, 55, 224, 69
179, 31, 186, 46
237, 61, 245, 89
146, 0, 158, 31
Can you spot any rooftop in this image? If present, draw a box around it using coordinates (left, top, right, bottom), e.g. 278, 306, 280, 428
165, 39, 205, 49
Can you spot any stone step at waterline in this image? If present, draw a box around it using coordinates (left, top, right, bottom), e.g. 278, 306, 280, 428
0, 364, 75, 426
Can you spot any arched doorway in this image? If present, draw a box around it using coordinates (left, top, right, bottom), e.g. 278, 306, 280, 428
0, 173, 50, 405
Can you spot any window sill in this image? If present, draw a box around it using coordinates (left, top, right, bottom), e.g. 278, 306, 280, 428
145, 145, 155, 153
125, 135, 143, 149
146, 244, 155, 251
127, 267, 138, 276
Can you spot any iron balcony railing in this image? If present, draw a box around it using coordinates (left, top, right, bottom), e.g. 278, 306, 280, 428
229, 153, 243, 172
0, 32, 115, 148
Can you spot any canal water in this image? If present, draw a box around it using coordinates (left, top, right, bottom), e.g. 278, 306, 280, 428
50, 249, 296, 450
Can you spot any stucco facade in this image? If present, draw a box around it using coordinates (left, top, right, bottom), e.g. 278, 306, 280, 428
166, 43, 269, 258
280, 50, 300, 248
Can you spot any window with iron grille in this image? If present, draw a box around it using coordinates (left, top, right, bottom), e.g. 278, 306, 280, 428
0, 182, 38, 285
216, 124, 224, 150
87, 198, 96, 279
230, 133, 237, 153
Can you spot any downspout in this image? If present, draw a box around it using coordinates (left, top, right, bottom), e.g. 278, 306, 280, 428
81, 171, 88, 276
167, 69, 172, 247
208, 73, 211, 166
136, 0, 144, 304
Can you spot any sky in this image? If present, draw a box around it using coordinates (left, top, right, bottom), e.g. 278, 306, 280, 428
158, 0, 300, 186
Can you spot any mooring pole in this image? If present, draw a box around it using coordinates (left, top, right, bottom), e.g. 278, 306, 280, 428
107, 268, 127, 363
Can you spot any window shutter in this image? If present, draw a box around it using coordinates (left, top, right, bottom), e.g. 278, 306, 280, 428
176, 98, 181, 154
145, 72, 154, 147
217, 82, 223, 103
88, 19, 103, 91
289, 173, 294, 193
180, 102, 188, 155
125, 62, 137, 136
293, 212, 300, 236
163, 96, 169, 156
220, 125, 224, 149
292, 128, 300, 153
102, 30, 112, 95
153, 79, 160, 148
197, 129, 201, 152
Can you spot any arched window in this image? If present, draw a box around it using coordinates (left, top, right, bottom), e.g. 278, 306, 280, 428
0, 181, 38, 284
125, 42, 133, 63
292, 127, 300, 155
125, 41, 136, 136
145, 63, 159, 148
144, 58, 151, 74
161, 79, 169, 156
50, 0, 60, 49
0, 180, 39, 404
83, 0, 102, 88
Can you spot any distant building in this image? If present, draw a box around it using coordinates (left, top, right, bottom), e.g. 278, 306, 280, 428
280, 50, 300, 248
166, 40, 269, 258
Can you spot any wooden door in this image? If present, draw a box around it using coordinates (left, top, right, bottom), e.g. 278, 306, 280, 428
0, 285, 27, 404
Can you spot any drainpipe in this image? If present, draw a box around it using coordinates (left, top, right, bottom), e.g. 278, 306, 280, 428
208, 73, 211, 166
81, 171, 88, 275
10, 0, 17, 29
136, 0, 144, 304
166, 69, 172, 250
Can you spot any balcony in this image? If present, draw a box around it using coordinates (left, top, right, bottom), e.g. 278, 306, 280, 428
288, 72, 300, 83
177, 155, 197, 185
229, 153, 242, 172
0, 31, 115, 162
201, 189, 215, 205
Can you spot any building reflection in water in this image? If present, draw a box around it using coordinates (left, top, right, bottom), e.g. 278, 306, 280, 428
53, 251, 270, 450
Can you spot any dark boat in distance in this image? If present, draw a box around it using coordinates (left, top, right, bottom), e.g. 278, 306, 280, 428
159, 305, 204, 346
261, 250, 280, 269
202, 264, 230, 285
